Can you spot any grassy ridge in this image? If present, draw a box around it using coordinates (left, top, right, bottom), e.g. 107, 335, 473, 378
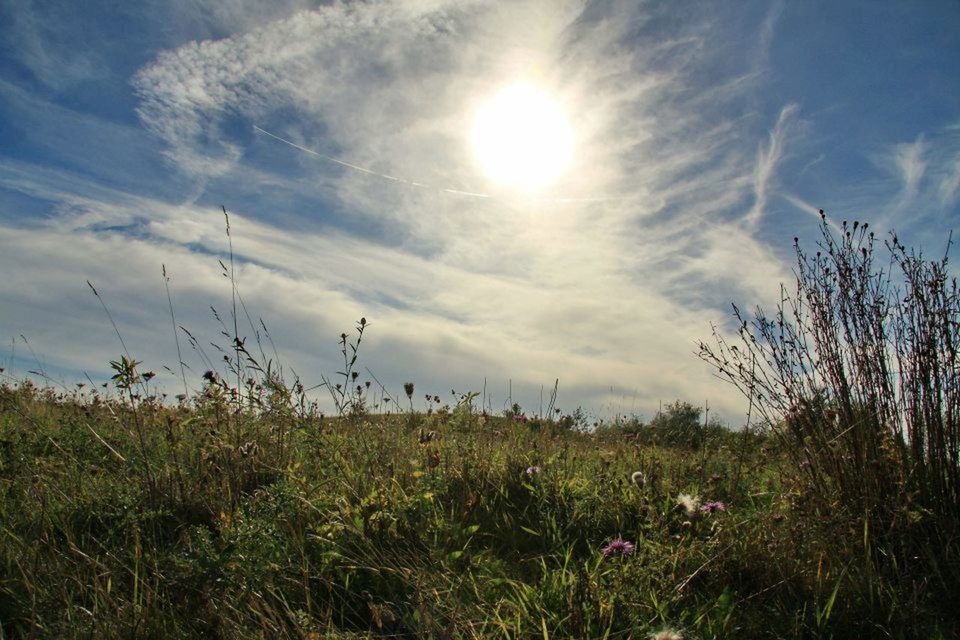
0, 378, 953, 639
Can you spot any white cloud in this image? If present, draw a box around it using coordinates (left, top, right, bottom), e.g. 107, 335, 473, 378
864, 128, 960, 235
0, 1, 816, 423
745, 103, 798, 229
940, 158, 960, 209
894, 135, 928, 202
0, 0, 104, 90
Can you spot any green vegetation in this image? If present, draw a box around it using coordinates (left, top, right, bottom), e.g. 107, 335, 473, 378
1, 212, 957, 638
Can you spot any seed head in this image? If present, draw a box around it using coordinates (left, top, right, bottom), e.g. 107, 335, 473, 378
676, 493, 701, 517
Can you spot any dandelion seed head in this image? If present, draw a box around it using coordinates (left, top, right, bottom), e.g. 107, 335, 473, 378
676, 493, 701, 517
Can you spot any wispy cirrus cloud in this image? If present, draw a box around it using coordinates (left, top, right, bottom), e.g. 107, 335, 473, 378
894, 136, 928, 203
2, 0, 881, 421
745, 103, 799, 229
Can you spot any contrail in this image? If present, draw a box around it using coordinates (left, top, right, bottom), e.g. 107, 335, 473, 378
253, 125, 625, 203
254, 125, 491, 198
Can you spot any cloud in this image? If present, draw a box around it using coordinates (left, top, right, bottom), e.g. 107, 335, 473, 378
0, 176, 732, 417
940, 158, 960, 209
1, 1, 819, 422
894, 135, 928, 202
745, 103, 799, 229
0, 0, 104, 90
862, 127, 960, 235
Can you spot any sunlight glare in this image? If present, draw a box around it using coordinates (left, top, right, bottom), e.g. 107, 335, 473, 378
470, 83, 574, 191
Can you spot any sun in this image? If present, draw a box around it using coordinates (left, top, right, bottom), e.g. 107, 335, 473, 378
470, 83, 574, 191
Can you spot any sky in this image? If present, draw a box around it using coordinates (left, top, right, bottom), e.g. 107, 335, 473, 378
1, 0, 959, 423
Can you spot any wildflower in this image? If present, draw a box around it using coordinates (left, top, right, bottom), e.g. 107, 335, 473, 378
525, 465, 541, 476
676, 493, 701, 517
700, 500, 726, 513
403, 382, 415, 398
513, 413, 528, 423
650, 629, 683, 640
630, 470, 646, 487
601, 537, 635, 558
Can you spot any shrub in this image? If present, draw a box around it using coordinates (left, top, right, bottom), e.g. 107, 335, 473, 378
700, 211, 960, 592
600, 401, 729, 449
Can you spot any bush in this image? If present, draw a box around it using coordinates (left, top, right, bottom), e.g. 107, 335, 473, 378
700, 211, 960, 594
600, 401, 729, 449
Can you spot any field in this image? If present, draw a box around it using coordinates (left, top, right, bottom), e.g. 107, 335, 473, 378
1, 215, 958, 639
0, 379, 953, 639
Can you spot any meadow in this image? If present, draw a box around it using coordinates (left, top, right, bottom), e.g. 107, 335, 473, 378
0, 213, 957, 639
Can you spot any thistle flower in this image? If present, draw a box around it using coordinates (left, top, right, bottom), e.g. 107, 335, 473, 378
700, 500, 726, 513
403, 382, 415, 398
650, 629, 683, 640
630, 470, 646, 487
676, 493, 701, 517
525, 465, 541, 476
601, 537, 635, 558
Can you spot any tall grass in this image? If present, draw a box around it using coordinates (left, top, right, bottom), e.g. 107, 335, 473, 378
700, 211, 960, 607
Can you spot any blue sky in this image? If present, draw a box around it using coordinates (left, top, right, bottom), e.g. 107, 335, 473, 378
1, 0, 958, 422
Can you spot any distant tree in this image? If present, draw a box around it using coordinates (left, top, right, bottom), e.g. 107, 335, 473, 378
600, 400, 725, 448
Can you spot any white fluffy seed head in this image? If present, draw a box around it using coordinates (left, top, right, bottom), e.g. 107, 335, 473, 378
676, 493, 701, 517
631, 471, 645, 487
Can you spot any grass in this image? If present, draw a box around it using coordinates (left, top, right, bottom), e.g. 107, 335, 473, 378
1, 210, 957, 638
0, 377, 953, 638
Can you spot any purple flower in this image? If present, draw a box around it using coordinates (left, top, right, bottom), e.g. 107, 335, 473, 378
601, 537, 635, 558
513, 413, 528, 423
525, 465, 541, 476
700, 500, 727, 514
